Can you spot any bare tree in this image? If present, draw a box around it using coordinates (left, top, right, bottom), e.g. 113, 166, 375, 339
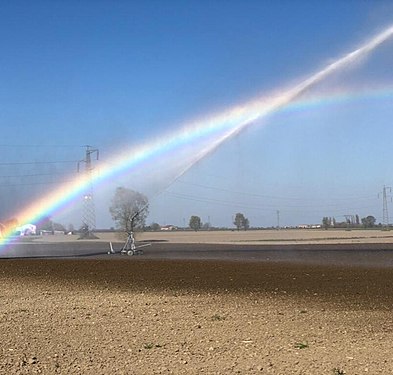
109, 187, 149, 232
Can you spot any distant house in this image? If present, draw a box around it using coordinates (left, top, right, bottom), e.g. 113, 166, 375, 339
160, 225, 177, 231
15, 224, 37, 236
40, 230, 65, 236
297, 224, 321, 229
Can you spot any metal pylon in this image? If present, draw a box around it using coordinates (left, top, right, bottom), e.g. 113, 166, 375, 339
379, 185, 391, 230
78, 145, 99, 235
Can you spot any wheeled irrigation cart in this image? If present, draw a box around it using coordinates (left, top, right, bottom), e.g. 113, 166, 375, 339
108, 206, 151, 256
108, 230, 151, 256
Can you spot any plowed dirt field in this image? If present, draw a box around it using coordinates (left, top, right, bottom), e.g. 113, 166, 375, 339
1, 250, 393, 374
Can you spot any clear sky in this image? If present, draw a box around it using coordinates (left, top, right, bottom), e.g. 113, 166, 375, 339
1, 1, 393, 229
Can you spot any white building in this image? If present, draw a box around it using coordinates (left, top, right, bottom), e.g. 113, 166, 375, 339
15, 224, 36, 236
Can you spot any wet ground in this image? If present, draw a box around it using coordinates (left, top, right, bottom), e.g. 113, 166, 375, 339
2, 240, 393, 268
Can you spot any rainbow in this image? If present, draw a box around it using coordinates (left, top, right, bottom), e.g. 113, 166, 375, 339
1, 25, 393, 247
1, 85, 391, 247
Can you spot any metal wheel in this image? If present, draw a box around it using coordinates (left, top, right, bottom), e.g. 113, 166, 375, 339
127, 250, 134, 256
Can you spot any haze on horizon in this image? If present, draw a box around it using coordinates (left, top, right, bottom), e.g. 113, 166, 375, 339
1, 1, 393, 230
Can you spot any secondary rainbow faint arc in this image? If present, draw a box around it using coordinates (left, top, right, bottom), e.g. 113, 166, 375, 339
1, 25, 393, 245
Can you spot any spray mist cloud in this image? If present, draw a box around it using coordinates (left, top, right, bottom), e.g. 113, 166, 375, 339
1, 24, 393, 245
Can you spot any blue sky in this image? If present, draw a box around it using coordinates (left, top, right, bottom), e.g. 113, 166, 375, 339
1, 1, 393, 228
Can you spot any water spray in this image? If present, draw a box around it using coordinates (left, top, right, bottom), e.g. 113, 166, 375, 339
167, 25, 393, 181
2, 24, 393, 248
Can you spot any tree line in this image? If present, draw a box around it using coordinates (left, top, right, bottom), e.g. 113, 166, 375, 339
109, 187, 253, 232
322, 215, 377, 229
188, 212, 250, 231
19, 185, 386, 235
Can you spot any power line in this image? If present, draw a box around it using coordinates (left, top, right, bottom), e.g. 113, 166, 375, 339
0, 171, 73, 179
0, 178, 75, 188
165, 190, 378, 215
0, 160, 79, 166
175, 179, 377, 203
0, 144, 85, 148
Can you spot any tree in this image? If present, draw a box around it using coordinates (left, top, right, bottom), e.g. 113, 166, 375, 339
37, 216, 52, 232
109, 187, 149, 232
322, 217, 330, 230
189, 215, 202, 231
243, 217, 250, 231
361, 215, 376, 228
37, 216, 65, 233
150, 222, 161, 231
202, 222, 211, 230
234, 213, 249, 231
1, 218, 18, 234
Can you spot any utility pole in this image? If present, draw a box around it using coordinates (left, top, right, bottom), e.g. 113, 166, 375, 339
276, 210, 280, 230
78, 145, 99, 238
379, 185, 391, 230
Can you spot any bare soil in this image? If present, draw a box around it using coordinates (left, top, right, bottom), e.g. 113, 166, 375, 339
35, 228, 393, 245
1, 251, 393, 374
137, 228, 393, 245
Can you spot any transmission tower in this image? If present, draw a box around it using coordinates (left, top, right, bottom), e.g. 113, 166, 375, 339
378, 185, 391, 230
78, 145, 99, 237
